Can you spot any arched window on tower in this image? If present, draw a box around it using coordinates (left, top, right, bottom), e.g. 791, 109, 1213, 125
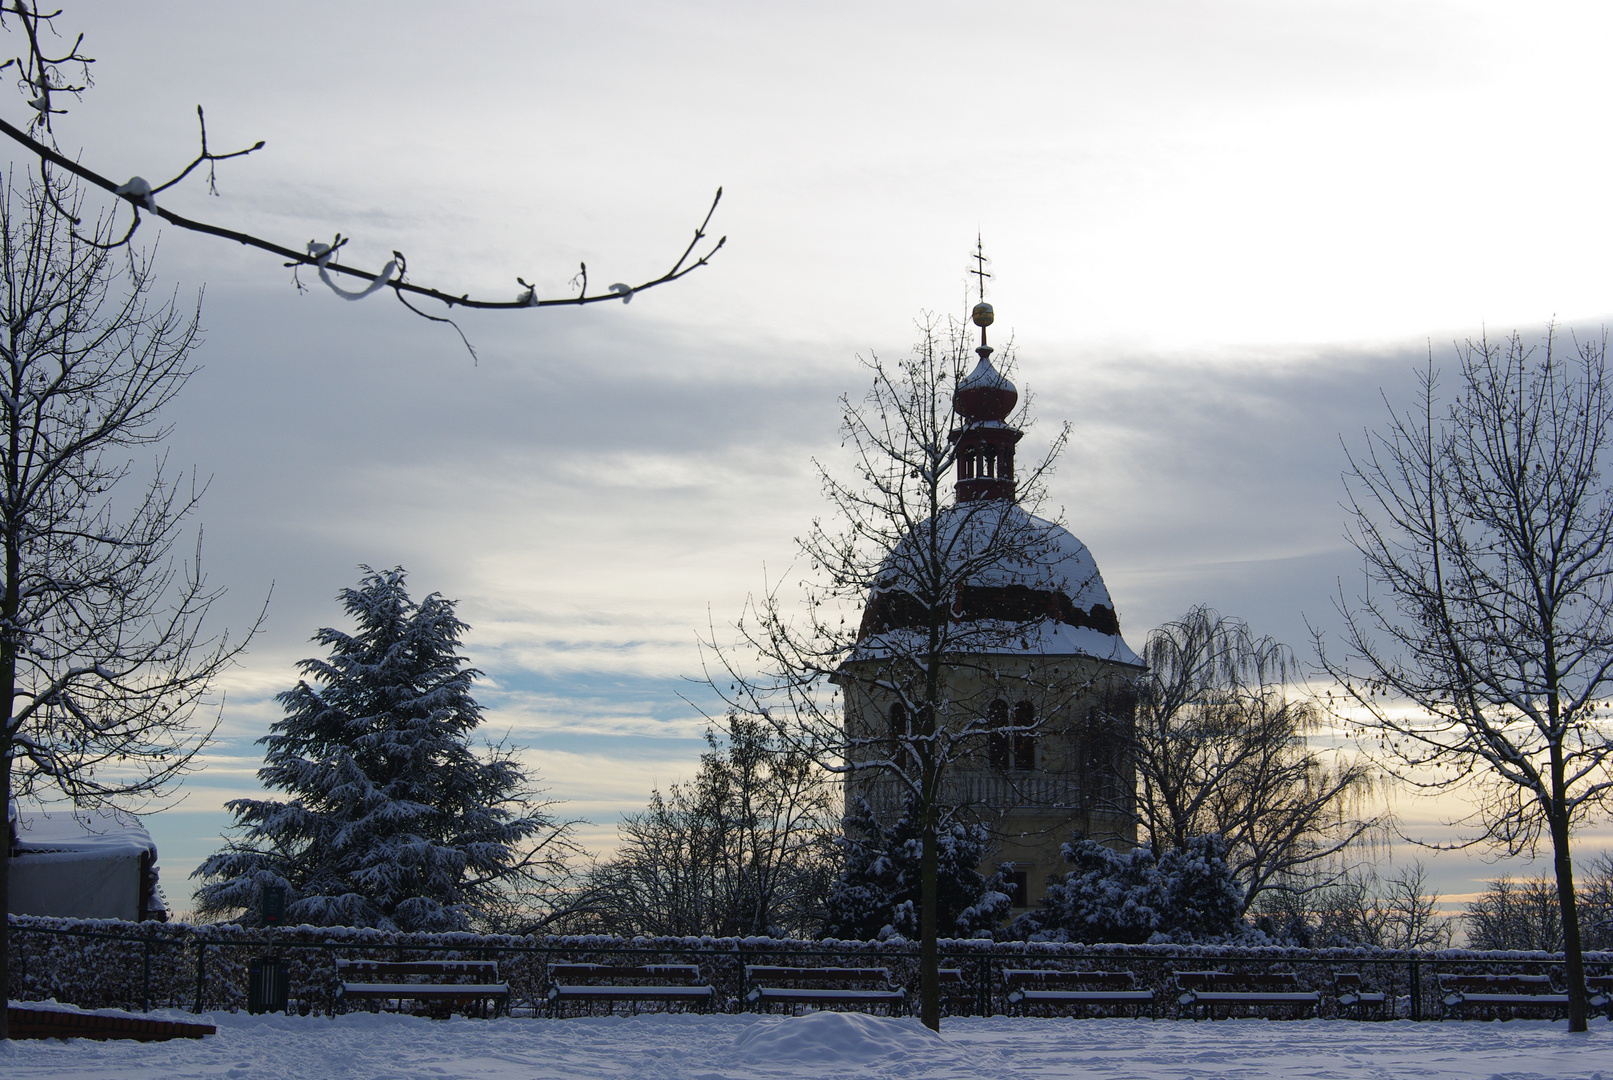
1013, 701, 1037, 771
987, 698, 1010, 769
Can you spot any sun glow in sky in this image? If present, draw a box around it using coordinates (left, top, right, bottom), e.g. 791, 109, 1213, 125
13, 1, 1613, 915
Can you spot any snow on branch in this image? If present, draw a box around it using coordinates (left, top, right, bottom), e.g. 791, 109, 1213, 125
0, 1, 725, 353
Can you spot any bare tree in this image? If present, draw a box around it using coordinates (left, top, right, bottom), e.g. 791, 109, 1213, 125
568, 712, 837, 939
709, 303, 1140, 1029
1319, 328, 1613, 1029
0, 171, 254, 1038
1464, 874, 1563, 952
1132, 606, 1378, 913
0, 2, 724, 355
1578, 852, 1613, 951
1303, 862, 1454, 950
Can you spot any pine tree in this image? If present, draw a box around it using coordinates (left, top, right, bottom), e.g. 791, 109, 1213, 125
1014, 835, 1241, 943
821, 797, 1010, 940
194, 567, 572, 931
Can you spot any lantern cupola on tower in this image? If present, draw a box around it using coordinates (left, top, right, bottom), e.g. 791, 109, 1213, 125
951, 296, 1023, 503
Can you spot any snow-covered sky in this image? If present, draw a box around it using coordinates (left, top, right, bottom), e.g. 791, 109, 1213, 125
16, 1, 1613, 909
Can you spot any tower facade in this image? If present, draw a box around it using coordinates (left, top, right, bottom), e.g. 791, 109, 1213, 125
837, 299, 1143, 913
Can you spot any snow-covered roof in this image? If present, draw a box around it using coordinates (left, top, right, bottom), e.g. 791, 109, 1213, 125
853, 501, 1143, 667
9, 803, 157, 859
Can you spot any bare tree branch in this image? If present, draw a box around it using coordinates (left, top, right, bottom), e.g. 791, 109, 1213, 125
0, 1, 725, 351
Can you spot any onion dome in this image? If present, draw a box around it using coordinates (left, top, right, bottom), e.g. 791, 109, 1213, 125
855, 500, 1142, 666
852, 285, 1141, 667
950, 299, 1022, 502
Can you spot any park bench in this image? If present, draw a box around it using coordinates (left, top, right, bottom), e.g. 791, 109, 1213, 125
1003, 969, 1155, 1018
1437, 973, 1568, 1020
1588, 975, 1613, 1020
335, 959, 508, 1017
1174, 970, 1319, 1020
937, 967, 980, 1015
545, 963, 715, 1017
1333, 972, 1388, 1019
745, 965, 907, 1015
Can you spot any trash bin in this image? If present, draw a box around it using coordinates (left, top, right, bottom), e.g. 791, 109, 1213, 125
248, 957, 290, 1015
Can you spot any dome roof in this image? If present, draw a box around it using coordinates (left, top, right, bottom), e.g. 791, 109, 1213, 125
955, 353, 1017, 423
853, 500, 1142, 667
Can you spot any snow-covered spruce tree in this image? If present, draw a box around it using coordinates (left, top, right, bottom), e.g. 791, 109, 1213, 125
821, 796, 1010, 941
193, 567, 574, 931
1012, 835, 1240, 944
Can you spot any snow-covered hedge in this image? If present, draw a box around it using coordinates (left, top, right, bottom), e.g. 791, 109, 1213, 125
10, 913, 1609, 1017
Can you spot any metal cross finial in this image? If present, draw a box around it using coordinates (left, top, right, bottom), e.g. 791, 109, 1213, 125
969, 233, 991, 302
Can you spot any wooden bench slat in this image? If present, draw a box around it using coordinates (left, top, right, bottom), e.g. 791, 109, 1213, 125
1443, 993, 1570, 1006
1004, 970, 1139, 987
749, 988, 905, 1002
546, 963, 714, 1016
549, 985, 715, 1000
335, 956, 508, 1017
744, 966, 890, 981
333, 967, 496, 980
548, 964, 702, 980
342, 986, 508, 998
1174, 971, 1318, 1019
1181, 991, 1320, 1004
1010, 990, 1155, 1004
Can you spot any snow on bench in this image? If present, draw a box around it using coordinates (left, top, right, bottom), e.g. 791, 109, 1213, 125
335, 959, 508, 1017
1003, 969, 1155, 1018
1437, 974, 1568, 1020
1174, 970, 1319, 1020
545, 964, 715, 1017
745, 966, 906, 1015
1333, 972, 1388, 1019
1588, 975, 1613, 1019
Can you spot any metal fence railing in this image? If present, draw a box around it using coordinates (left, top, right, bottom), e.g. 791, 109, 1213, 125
8, 918, 1610, 1021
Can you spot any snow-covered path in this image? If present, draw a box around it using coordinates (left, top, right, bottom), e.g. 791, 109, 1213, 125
1, 1010, 1607, 1080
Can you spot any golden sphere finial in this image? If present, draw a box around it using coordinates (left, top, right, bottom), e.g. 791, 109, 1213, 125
972, 301, 994, 328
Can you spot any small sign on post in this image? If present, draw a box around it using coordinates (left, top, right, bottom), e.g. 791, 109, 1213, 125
260, 884, 286, 927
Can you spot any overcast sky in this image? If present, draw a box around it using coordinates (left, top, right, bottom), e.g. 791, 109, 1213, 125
14, 1, 1613, 911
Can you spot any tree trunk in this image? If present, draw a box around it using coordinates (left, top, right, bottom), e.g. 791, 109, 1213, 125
1548, 804, 1588, 1031
919, 803, 940, 1032
1, 745, 10, 1041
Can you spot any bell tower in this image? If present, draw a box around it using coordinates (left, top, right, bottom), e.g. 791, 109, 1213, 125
950, 238, 1024, 503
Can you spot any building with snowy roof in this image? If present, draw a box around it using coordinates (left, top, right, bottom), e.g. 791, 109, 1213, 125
7, 801, 167, 922
836, 298, 1143, 913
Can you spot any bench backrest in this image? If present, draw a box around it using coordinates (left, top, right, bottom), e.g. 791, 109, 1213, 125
1333, 973, 1365, 989
1437, 973, 1554, 992
745, 966, 891, 986
336, 960, 499, 978
547, 964, 703, 983
1587, 975, 1613, 990
1175, 971, 1300, 990
1003, 969, 1137, 990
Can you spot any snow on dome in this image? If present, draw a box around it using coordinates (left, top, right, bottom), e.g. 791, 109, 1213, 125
854, 500, 1142, 666
957, 352, 1015, 394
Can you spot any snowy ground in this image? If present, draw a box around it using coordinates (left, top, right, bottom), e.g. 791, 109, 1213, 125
2, 1009, 1608, 1080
